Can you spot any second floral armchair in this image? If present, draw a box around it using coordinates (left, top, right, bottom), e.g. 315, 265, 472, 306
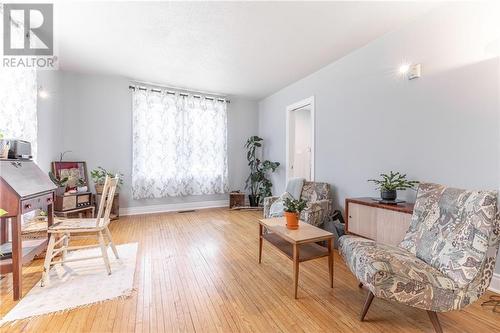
263, 181, 333, 227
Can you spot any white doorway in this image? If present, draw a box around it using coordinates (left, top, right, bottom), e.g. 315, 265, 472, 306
286, 96, 315, 181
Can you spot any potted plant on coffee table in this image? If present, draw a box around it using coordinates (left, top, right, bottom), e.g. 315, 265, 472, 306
245, 136, 280, 207
283, 197, 307, 230
368, 171, 418, 201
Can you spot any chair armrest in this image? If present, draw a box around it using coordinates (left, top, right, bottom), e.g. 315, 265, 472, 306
301, 199, 331, 227
263, 196, 280, 218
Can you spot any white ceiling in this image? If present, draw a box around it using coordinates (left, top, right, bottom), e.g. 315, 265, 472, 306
55, 1, 439, 99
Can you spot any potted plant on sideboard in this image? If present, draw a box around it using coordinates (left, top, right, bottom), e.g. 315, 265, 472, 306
368, 171, 419, 201
90, 166, 124, 194
244, 136, 280, 207
283, 197, 307, 230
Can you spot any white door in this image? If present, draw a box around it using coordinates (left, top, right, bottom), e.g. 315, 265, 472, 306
286, 97, 315, 181
292, 108, 311, 179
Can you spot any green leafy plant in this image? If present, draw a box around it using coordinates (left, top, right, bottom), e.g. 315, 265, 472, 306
90, 166, 124, 187
368, 171, 418, 191
244, 136, 280, 202
48, 171, 68, 187
283, 197, 307, 214
77, 177, 87, 187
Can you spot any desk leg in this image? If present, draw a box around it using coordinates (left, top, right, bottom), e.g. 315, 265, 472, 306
328, 238, 333, 288
47, 201, 54, 228
293, 244, 299, 299
258, 224, 263, 264
0, 217, 7, 244
12, 214, 22, 300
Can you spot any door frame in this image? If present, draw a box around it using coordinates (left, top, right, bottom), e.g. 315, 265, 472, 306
285, 96, 315, 182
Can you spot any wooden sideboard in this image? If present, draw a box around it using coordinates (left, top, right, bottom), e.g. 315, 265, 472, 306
345, 197, 414, 246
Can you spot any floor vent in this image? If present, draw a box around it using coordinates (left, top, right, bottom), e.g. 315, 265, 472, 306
178, 210, 196, 214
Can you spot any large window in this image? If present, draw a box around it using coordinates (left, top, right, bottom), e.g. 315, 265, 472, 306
132, 88, 228, 199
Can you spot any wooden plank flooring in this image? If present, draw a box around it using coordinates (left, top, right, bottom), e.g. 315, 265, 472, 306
1, 208, 500, 332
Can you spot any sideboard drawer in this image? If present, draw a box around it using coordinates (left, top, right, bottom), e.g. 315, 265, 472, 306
21, 193, 53, 214
375, 208, 411, 245
346, 198, 413, 246
347, 202, 377, 240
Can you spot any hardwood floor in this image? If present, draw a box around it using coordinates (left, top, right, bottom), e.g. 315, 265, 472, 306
1, 208, 500, 332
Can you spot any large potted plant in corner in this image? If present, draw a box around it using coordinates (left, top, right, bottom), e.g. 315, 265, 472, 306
245, 136, 280, 207
368, 171, 419, 201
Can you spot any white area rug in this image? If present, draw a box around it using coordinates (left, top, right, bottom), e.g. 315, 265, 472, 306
1, 242, 138, 325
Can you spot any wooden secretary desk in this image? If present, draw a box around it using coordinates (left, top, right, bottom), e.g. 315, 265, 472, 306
0, 159, 56, 300
345, 197, 414, 246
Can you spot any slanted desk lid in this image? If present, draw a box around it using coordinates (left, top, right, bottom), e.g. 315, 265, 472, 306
0, 160, 56, 198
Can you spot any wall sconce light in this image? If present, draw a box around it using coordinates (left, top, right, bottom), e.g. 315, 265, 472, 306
399, 64, 411, 75
399, 63, 421, 80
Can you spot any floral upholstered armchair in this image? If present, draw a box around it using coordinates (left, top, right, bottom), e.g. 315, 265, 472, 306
264, 181, 333, 227
339, 183, 500, 333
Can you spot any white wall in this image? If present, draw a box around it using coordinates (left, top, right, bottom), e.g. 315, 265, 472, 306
37, 71, 259, 210
36, 71, 64, 173
257, 4, 500, 271
259, 3, 499, 206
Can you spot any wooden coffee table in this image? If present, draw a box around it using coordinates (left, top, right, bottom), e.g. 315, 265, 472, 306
258, 217, 334, 298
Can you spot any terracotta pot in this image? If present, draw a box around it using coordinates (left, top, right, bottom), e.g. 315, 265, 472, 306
284, 211, 299, 230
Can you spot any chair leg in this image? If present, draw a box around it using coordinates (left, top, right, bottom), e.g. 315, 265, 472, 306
98, 231, 112, 275
360, 291, 374, 321
105, 226, 119, 259
61, 233, 69, 265
427, 311, 443, 333
41, 234, 56, 287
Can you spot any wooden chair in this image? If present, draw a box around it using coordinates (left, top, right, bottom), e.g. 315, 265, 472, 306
41, 175, 120, 287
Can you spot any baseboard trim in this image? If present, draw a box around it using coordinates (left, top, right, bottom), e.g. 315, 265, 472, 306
488, 272, 500, 294
120, 200, 229, 216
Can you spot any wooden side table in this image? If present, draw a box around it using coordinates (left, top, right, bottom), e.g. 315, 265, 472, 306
229, 192, 246, 208
95, 193, 119, 220
258, 217, 334, 298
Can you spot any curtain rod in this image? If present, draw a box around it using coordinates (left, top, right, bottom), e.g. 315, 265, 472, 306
128, 85, 230, 103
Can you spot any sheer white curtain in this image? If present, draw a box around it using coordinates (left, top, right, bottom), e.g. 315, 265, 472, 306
132, 88, 228, 199
0, 21, 38, 160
